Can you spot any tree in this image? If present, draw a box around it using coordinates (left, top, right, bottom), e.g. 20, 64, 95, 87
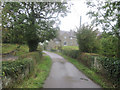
2, 2, 70, 52
99, 32, 118, 57
2, 2, 25, 44
76, 25, 99, 53
86, 0, 120, 58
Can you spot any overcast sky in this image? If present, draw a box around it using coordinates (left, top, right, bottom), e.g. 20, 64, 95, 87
59, 0, 91, 31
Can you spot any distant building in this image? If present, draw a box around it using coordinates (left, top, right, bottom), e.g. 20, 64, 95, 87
46, 30, 78, 50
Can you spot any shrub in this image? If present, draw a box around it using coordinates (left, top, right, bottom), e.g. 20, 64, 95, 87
62, 49, 79, 59
97, 56, 120, 86
2, 58, 33, 77
78, 53, 95, 68
76, 25, 100, 53
78, 53, 120, 87
2, 50, 42, 88
98, 32, 118, 57
50, 48, 57, 52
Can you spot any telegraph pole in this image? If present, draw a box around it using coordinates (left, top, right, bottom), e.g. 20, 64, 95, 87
80, 16, 82, 29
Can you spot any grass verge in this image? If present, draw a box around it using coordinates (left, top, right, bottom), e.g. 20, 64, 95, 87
57, 52, 112, 88
2, 44, 18, 53
62, 46, 79, 50
2, 43, 29, 56
16, 45, 29, 56
15, 55, 52, 88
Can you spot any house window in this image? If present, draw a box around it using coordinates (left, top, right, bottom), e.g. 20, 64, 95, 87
64, 42, 67, 46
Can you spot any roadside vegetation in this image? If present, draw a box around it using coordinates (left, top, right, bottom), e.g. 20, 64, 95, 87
2, 44, 19, 54
2, 43, 52, 88
62, 46, 79, 50
2, 44, 42, 88
15, 55, 52, 88
2, 43, 29, 56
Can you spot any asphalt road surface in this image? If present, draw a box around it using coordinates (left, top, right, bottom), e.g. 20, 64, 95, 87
43, 51, 101, 88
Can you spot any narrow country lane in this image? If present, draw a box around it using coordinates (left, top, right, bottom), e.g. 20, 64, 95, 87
43, 51, 101, 88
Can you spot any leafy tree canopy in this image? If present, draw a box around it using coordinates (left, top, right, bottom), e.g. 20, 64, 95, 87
86, 0, 120, 58
2, 2, 71, 51
76, 25, 99, 53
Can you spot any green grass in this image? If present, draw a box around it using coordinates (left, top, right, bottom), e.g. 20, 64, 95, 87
62, 46, 79, 50
2, 43, 29, 56
16, 55, 52, 88
2, 44, 18, 53
16, 45, 29, 56
57, 52, 112, 88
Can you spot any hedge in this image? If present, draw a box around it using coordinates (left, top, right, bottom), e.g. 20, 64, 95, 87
77, 53, 95, 68
61, 49, 79, 59
97, 56, 120, 86
2, 50, 42, 88
61, 49, 120, 87
2, 58, 33, 78
78, 53, 120, 87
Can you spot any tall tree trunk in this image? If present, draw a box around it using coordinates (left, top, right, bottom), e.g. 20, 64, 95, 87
117, 37, 120, 59
27, 2, 39, 52
28, 40, 38, 52
117, 4, 120, 59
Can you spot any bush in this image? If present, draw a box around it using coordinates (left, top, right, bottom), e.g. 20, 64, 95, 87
98, 32, 118, 57
62, 49, 79, 59
78, 53, 120, 87
50, 48, 57, 52
2, 50, 42, 88
78, 53, 95, 68
2, 58, 33, 77
97, 56, 120, 86
76, 25, 100, 53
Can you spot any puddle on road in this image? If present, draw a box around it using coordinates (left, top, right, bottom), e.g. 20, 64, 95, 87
80, 78, 89, 81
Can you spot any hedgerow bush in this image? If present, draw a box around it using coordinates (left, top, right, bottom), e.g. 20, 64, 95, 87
76, 25, 100, 53
97, 56, 120, 86
2, 58, 33, 77
78, 53, 95, 68
50, 48, 57, 52
62, 49, 79, 59
2, 50, 42, 88
78, 53, 120, 87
